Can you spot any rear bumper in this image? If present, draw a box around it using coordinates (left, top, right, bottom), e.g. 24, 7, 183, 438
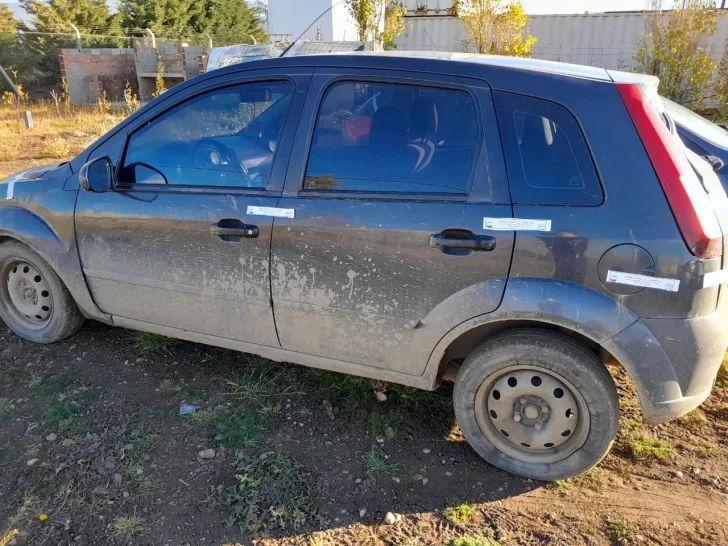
602, 310, 728, 424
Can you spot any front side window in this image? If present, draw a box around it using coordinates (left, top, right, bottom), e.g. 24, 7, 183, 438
495, 92, 602, 206
304, 81, 481, 195
120, 80, 293, 189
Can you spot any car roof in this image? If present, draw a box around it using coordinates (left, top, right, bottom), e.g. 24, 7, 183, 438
208, 51, 614, 82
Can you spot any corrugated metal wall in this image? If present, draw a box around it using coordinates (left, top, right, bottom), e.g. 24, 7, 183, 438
395, 12, 728, 71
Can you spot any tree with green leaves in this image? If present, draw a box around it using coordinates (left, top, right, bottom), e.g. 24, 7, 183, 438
0, 4, 20, 93
635, 0, 718, 106
346, 0, 408, 50
0, 3, 16, 33
456, 0, 536, 57
21, 0, 118, 34
118, 0, 266, 45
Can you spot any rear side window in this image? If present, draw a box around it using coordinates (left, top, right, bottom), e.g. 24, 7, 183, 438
495, 92, 602, 206
304, 81, 480, 195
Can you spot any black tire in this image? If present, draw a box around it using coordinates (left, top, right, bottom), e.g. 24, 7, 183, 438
0, 241, 85, 343
454, 329, 619, 481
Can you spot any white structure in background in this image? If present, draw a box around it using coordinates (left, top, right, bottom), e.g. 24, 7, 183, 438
268, 0, 359, 42
394, 10, 728, 72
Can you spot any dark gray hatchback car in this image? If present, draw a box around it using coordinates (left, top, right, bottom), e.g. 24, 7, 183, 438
2, 53, 727, 481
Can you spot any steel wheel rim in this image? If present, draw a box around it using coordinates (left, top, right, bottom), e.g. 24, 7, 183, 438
474, 365, 590, 465
0, 258, 54, 330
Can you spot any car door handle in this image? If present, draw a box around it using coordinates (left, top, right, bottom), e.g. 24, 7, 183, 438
429, 233, 496, 251
210, 223, 259, 239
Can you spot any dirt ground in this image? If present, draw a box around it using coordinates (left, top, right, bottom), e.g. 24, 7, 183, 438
1, 318, 727, 546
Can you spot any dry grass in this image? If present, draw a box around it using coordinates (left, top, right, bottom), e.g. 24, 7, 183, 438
0, 103, 125, 179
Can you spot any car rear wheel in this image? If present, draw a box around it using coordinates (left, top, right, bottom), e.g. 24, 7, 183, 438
454, 329, 619, 481
0, 241, 84, 343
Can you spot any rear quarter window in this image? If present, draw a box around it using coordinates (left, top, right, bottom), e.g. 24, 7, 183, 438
495, 91, 603, 206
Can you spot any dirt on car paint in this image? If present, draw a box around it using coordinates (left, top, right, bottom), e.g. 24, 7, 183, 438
0, 320, 727, 546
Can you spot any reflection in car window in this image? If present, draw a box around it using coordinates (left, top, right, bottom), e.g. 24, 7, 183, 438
304, 81, 480, 195
121, 81, 293, 188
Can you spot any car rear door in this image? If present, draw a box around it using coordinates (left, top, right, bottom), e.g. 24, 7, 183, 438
75, 69, 311, 346
269, 68, 514, 376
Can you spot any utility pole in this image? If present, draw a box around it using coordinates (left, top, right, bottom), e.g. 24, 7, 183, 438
68, 22, 81, 50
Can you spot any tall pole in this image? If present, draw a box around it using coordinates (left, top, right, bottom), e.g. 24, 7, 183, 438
68, 23, 81, 50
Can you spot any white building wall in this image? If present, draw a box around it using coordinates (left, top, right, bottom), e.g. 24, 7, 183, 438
268, 0, 359, 42
394, 12, 728, 71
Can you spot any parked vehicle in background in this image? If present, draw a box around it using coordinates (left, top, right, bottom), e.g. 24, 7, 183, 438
1, 53, 727, 482
664, 97, 728, 191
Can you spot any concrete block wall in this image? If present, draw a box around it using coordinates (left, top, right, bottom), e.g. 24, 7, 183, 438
60, 48, 138, 104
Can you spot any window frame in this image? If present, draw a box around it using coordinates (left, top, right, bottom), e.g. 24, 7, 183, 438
284, 71, 496, 203
494, 90, 604, 207
114, 76, 298, 195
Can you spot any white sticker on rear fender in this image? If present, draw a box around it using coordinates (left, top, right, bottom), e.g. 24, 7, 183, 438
607, 270, 680, 292
702, 269, 728, 288
246, 206, 295, 218
483, 217, 552, 232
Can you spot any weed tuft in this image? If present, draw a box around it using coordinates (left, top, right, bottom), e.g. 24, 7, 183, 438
131, 332, 176, 355
361, 449, 395, 475
211, 412, 264, 448
369, 410, 403, 441
608, 520, 637, 543
42, 401, 81, 425
111, 515, 144, 538
443, 501, 477, 525
677, 409, 709, 431
206, 452, 314, 533
224, 366, 292, 401
618, 419, 676, 463
31, 374, 74, 396
0, 398, 11, 418
42, 137, 71, 159
717, 355, 728, 388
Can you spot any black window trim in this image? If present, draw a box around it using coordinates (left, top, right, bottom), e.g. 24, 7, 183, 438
493, 90, 606, 207
113, 76, 297, 195
296, 74, 486, 202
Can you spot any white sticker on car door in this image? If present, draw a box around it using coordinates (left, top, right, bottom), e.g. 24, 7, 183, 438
607, 270, 680, 292
702, 269, 728, 288
246, 206, 295, 218
483, 217, 552, 232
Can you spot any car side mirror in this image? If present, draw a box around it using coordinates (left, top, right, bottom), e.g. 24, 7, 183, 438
80, 157, 113, 193
704, 154, 725, 172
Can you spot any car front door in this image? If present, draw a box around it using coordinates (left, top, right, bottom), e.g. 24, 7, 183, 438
75, 70, 311, 346
270, 69, 514, 376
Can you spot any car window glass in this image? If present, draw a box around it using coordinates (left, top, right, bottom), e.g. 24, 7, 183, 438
496, 92, 602, 206
120, 81, 293, 189
304, 81, 480, 195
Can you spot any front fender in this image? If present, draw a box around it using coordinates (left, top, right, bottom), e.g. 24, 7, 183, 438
423, 277, 640, 385
0, 206, 67, 255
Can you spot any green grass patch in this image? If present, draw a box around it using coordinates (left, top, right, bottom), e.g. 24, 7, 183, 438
210, 412, 264, 448
259, 403, 282, 418
0, 397, 11, 418
304, 368, 373, 404
677, 409, 709, 431
131, 331, 176, 355
31, 374, 74, 396
185, 409, 220, 428
361, 449, 395, 475
206, 452, 314, 533
41, 401, 81, 425
111, 515, 144, 538
618, 419, 676, 463
58, 417, 92, 437
0, 370, 22, 386
177, 388, 202, 399
369, 410, 403, 441
443, 501, 477, 525
224, 365, 296, 401
608, 520, 637, 543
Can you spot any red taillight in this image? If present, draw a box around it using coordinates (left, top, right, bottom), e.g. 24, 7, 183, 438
616, 83, 723, 259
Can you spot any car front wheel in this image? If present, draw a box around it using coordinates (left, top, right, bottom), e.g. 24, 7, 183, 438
0, 241, 84, 343
454, 329, 619, 481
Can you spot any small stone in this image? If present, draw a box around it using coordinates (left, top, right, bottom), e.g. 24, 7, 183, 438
198, 449, 216, 459
375, 391, 387, 402
359, 508, 367, 517
122, 492, 130, 499
392, 476, 401, 483
61, 439, 74, 447
27, 458, 39, 466
113, 474, 122, 486
385, 427, 396, 440
445, 472, 453, 477
422, 478, 429, 485
675, 471, 684, 478
635, 535, 646, 542
413, 474, 423, 481
692, 467, 701, 476
698, 519, 704, 524
322, 400, 335, 421
383, 512, 397, 525
422, 448, 431, 454
355, 478, 362, 484
46, 433, 57, 442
